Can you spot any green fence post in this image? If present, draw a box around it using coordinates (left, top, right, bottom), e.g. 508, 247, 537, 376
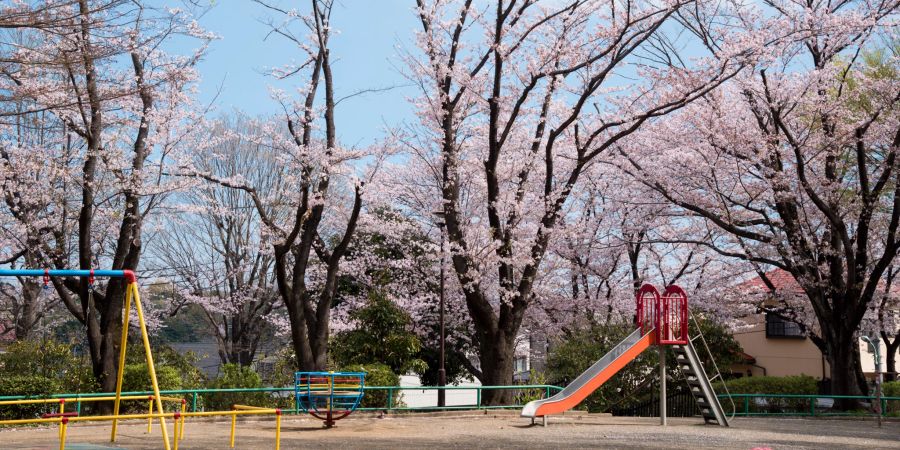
810, 397, 815, 416
545, 386, 550, 399
477, 388, 482, 409
387, 388, 394, 411
191, 391, 198, 412
744, 396, 749, 416
881, 398, 886, 417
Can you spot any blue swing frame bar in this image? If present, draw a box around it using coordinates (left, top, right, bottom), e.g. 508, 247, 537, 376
0, 269, 136, 282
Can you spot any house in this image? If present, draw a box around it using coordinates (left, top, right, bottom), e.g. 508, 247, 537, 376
513, 333, 549, 383
730, 269, 899, 381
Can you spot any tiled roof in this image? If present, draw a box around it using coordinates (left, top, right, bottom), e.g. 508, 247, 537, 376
738, 268, 804, 294
740, 268, 900, 296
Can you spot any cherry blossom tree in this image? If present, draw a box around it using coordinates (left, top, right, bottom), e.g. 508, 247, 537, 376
182, 0, 392, 371
618, 0, 899, 401
396, 0, 745, 403
153, 115, 284, 367
0, 0, 213, 395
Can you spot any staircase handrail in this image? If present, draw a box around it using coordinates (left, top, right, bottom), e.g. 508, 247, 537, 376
688, 311, 736, 419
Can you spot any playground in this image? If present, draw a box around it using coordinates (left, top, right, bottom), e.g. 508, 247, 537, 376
0, 272, 896, 449
0, 413, 897, 449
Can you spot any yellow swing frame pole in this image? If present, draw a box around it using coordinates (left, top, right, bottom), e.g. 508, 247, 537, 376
110, 278, 172, 450
132, 282, 172, 450
110, 281, 132, 442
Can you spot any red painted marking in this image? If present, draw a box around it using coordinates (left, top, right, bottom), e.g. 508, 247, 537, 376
123, 270, 137, 284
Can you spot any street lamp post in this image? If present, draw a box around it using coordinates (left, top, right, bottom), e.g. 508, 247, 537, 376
435, 212, 447, 408
862, 335, 883, 428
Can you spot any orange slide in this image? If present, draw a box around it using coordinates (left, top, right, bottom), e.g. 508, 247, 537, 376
521, 328, 654, 418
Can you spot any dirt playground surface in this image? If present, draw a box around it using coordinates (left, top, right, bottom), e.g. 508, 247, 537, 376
1, 411, 898, 449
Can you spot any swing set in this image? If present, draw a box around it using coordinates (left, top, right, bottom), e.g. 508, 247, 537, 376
0, 269, 284, 450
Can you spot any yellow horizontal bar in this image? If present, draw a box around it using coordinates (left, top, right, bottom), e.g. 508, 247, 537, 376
231, 405, 268, 411
0, 417, 61, 425
0, 408, 280, 427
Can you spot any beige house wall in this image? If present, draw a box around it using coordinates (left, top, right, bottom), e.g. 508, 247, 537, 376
732, 318, 830, 379
860, 339, 899, 377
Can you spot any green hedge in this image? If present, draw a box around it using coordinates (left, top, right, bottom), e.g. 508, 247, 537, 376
884, 381, 900, 415
343, 363, 401, 409
716, 375, 818, 414
721, 375, 818, 395
0, 375, 64, 420
202, 364, 280, 411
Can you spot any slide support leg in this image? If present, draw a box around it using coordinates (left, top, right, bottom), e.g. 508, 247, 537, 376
659, 345, 667, 427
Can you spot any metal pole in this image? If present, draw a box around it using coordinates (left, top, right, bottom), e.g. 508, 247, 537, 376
659, 345, 666, 426
438, 223, 447, 408
875, 360, 883, 428
862, 336, 883, 428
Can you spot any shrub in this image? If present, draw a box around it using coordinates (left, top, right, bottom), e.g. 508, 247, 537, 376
883, 381, 900, 415
515, 371, 549, 405
721, 375, 818, 395
125, 343, 205, 389
0, 340, 95, 392
342, 363, 401, 409
203, 364, 272, 411
331, 291, 427, 376
717, 375, 818, 414
121, 364, 184, 393
0, 340, 96, 420
115, 364, 183, 413
0, 375, 64, 420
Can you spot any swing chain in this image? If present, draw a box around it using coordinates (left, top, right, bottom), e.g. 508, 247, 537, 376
43, 268, 50, 290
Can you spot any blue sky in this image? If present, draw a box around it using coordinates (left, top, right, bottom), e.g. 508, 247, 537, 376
192, 1, 420, 146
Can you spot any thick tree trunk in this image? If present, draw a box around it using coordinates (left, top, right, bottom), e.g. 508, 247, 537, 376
284, 297, 328, 372
886, 346, 897, 382
478, 331, 516, 405
826, 334, 866, 410
881, 331, 899, 383
14, 280, 40, 340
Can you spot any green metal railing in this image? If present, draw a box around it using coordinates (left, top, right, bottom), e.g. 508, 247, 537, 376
0, 384, 564, 416
718, 393, 900, 417
5, 387, 894, 419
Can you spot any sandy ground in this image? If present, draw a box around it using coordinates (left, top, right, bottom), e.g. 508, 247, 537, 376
1, 411, 898, 449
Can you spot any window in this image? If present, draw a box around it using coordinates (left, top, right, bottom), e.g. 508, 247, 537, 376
514, 356, 528, 373
765, 313, 804, 338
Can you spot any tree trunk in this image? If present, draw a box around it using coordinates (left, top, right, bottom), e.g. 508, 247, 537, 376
14, 280, 40, 340
886, 344, 897, 382
826, 334, 866, 410
284, 296, 328, 372
881, 330, 899, 383
478, 331, 516, 405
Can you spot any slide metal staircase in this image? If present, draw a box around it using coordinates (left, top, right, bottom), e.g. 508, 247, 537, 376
671, 340, 729, 426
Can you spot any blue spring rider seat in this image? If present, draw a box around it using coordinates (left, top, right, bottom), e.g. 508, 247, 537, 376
295, 371, 366, 427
